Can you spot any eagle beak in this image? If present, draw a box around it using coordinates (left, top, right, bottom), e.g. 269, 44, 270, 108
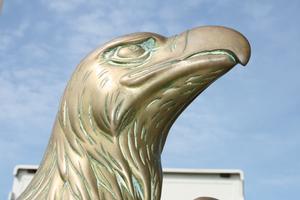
120, 26, 251, 87
177, 26, 251, 66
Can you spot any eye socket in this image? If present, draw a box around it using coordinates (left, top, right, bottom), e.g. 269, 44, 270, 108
102, 38, 156, 67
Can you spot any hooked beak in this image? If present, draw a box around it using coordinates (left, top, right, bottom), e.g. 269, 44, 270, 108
120, 26, 251, 87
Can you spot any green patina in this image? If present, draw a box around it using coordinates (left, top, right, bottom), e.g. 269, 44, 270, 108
140, 38, 156, 51
186, 50, 237, 63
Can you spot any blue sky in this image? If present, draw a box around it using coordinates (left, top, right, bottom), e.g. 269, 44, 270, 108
0, 0, 300, 199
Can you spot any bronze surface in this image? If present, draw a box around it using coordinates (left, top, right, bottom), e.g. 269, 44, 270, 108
19, 26, 251, 200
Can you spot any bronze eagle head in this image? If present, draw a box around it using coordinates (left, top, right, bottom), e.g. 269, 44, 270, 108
19, 26, 250, 200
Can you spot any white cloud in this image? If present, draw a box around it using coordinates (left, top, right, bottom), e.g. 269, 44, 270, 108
240, 1, 276, 32
42, 0, 85, 13
0, 67, 64, 121
0, 20, 29, 51
242, 1, 273, 19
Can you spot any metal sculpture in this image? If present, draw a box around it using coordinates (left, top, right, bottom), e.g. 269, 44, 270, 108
19, 26, 251, 200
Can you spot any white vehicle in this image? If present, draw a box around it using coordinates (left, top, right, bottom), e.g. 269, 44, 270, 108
9, 165, 244, 200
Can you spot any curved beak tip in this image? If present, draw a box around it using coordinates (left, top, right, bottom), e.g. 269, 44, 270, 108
237, 37, 251, 66
187, 26, 251, 67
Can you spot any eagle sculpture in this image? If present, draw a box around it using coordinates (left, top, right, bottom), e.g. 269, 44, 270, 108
19, 26, 251, 200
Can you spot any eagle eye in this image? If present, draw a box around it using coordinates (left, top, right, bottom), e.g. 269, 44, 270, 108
117, 44, 145, 58
102, 38, 156, 67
